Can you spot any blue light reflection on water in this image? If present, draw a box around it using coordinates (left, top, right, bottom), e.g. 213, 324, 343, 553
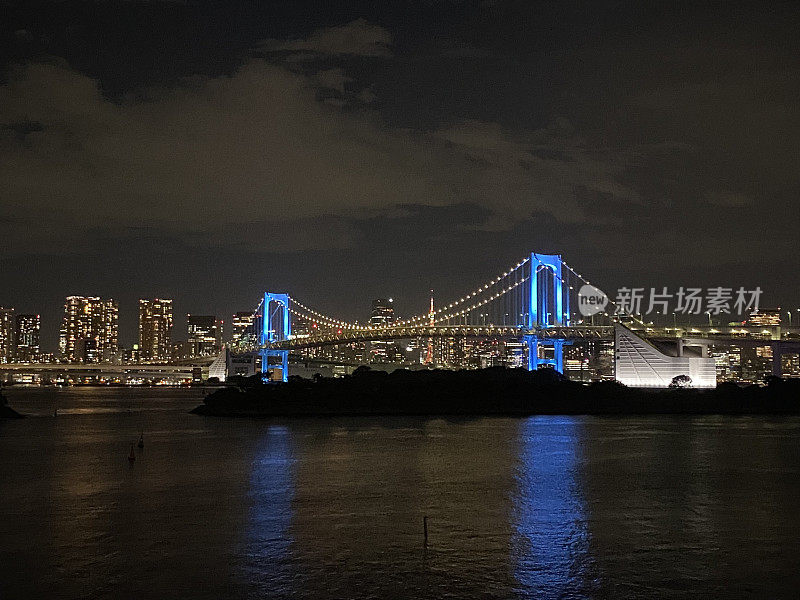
512, 416, 597, 599
241, 425, 296, 597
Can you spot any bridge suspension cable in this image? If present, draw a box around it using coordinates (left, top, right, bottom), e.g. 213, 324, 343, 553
392, 257, 531, 326
260, 252, 644, 336
433, 276, 529, 323
280, 257, 534, 331
286, 296, 369, 331
555, 256, 648, 327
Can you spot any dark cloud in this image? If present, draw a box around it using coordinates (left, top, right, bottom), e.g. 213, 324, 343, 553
0, 54, 635, 257
260, 18, 393, 58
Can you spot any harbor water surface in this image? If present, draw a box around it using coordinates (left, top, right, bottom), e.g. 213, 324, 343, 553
1, 387, 799, 599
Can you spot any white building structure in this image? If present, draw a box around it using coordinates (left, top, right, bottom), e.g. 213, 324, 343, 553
615, 325, 716, 388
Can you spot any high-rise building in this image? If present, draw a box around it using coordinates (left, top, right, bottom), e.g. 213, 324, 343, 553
187, 315, 218, 356
741, 346, 772, 381
230, 311, 255, 350
781, 353, 800, 378
371, 298, 394, 326
0, 307, 14, 364
369, 298, 395, 362
712, 344, 742, 382
139, 299, 173, 361
59, 296, 119, 362
14, 314, 40, 362
215, 318, 224, 348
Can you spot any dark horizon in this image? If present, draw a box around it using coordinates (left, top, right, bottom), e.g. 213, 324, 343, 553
2, 1, 799, 350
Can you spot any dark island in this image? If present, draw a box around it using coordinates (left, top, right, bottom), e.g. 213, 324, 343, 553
192, 366, 800, 417
0, 385, 24, 419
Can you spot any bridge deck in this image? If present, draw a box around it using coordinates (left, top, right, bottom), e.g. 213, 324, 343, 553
265, 324, 800, 351
267, 325, 614, 350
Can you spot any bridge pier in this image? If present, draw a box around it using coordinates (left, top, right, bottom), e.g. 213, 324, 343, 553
524, 336, 566, 374
260, 349, 289, 383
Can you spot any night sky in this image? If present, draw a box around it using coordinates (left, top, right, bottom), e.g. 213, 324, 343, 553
1, 1, 798, 350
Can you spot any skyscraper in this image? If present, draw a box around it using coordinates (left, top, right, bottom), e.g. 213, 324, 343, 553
369, 298, 395, 362
14, 314, 40, 362
187, 315, 218, 357
0, 307, 14, 364
139, 299, 174, 361
59, 296, 119, 362
230, 311, 255, 350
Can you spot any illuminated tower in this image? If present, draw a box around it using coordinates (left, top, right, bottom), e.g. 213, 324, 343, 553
231, 311, 256, 350
187, 315, 218, 357
369, 298, 395, 362
59, 296, 118, 362
139, 299, 174, 360
14, 314, 40, 362
0, 307, 14, 364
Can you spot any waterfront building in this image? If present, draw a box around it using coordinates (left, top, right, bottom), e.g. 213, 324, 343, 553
615, 324, 716, 388
14, 314, 40, 362
215, 318, 224, 348
0, 307, 14, 364
747, 309, 781, 327
402, 338, 425, 364
209, 348, 228, 382
187, 315, 218, 357
172, 340, 190, 360
230, 311, 255, 350
741, 346, 773, 381
59, 296, 119, 362
781, 353, 800, 378
139, 299, 174, 360
563, 343, 590, 381
585, 339, 615, 381
711, 345, 743, 382
369, 298, 395, 362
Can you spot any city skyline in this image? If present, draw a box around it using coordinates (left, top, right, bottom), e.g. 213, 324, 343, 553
2, 2, 799, 352
0, 288, 800, 362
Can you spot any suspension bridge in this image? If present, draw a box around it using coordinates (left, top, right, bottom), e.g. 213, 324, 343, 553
226, 250, 800, 385
252, 253, 621, 382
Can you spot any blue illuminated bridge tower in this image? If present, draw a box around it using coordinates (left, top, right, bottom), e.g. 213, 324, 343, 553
523, 253, 570, 372
254, 293, 291, 382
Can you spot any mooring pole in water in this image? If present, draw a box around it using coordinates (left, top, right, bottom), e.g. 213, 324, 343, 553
423, 515, 428, 546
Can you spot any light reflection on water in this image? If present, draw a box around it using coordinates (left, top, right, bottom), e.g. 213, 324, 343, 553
2, 388, 800, 599
512, 417, 596, 598
241, 426, 296, 597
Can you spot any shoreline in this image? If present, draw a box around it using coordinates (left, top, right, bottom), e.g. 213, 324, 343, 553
191, 367, 800, 418
0, 390, 24, 419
